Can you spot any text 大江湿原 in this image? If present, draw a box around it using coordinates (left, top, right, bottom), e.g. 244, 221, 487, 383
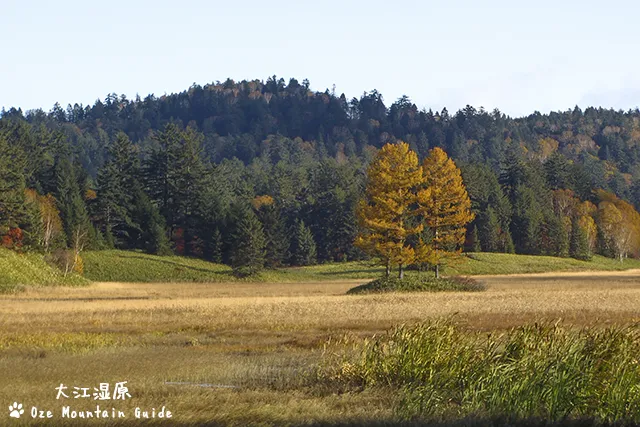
56, 381, 131, 400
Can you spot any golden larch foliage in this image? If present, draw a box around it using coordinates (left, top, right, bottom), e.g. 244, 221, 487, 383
355, 142, 423, 276
252, 195, 275, 210
417, 147, 474, 275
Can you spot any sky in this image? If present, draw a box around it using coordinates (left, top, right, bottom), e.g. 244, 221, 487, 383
1, 0, 639, 117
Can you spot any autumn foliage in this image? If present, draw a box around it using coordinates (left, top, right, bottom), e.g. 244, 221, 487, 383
417, 147, 475, 277
356, 143, 473, 278
355, 142, 424, 278
1, 227, 24, 250
596, 190, 640, 261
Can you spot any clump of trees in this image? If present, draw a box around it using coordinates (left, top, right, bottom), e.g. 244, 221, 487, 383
356, 143, 474, 278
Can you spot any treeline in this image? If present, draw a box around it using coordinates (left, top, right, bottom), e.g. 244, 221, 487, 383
2, 76, 640, 270
0, 121, 362, 273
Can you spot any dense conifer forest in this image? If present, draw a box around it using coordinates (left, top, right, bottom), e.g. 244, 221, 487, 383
2, 76, 640, 272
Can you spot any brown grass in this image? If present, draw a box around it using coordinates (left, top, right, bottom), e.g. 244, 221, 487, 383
1, 271, 640, 425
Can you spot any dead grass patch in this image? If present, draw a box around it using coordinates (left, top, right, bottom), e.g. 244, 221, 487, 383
2, 271, 640, 425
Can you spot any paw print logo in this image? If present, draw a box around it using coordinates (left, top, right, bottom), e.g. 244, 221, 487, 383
8, 402, 24, 419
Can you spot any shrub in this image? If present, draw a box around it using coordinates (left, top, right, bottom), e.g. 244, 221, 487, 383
347, 275, 484, 294
47, 249, 83, 276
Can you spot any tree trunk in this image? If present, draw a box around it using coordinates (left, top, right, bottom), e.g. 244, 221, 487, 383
399, 264, 404, 279
434, 227, 439, 279
385, 259, 390, 277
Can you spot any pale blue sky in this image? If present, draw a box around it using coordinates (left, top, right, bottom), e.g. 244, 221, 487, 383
2, 0, 639, 117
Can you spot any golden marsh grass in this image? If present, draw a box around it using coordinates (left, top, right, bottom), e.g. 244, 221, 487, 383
1, 270, 640, 425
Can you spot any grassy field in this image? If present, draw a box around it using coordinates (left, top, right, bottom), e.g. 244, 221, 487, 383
82, 250, 640, 283
4, 249, 640, 424
0, 248, 87, 293
448, 252, 640, 275
1, 270, 640, 425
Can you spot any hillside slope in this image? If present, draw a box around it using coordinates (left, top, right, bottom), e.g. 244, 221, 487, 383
82, 250, 640, 283
0, 248, 88, 293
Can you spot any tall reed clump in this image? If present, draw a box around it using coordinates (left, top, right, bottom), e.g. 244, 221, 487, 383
329, 320, 640, 424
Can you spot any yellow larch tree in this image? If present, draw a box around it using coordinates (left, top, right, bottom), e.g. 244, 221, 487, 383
417, 147, 474, 278
355, 142, 423, 278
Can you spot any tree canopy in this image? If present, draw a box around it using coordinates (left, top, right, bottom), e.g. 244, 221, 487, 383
3, 77, 640, 271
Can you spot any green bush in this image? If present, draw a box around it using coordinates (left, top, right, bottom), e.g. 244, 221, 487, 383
347, 275, 485, 294
329, 320, 640, 424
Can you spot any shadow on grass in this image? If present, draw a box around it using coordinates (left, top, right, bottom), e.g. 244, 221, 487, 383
314, 268, 382, 276
114, 254, 232, 277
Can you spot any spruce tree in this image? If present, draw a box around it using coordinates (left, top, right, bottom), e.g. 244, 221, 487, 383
479, 208, 500, 252
291, 220, 317, 266
503, 231, 516, 254
570, 217, 592, 261
545, 213, 569, 257
96, 132, 139, 247
231, 209, 266, 277
144, 124, 208, 253
210, 227, 223, 264
130, 188, 171, 255
147, 210, 171, 256
0, 130, 28, 238
257, 203, 288, 268
470, 225, 481, 252
511, 185, 543, 254
54, 156, 90, 250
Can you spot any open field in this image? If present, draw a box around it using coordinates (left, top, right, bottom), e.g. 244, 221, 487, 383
2, 270, 640, 425
5, 248, 640, 294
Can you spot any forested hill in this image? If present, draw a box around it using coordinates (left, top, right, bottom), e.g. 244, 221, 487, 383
1, 76, 640, 268
4, 77, 640, 185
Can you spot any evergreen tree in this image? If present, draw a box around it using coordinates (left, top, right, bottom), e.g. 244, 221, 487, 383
257, 202, 288, 268
0, 129, 28, 239
54, 156, 90, 250
544, 152, 573, 190
146, 208, 172, 256
210, 227, 223, 264
511, 185, 544, 254
570, 217, 592, 261
145, 124, 209, 254
130, 188, 171, 255
104, 224, 115, 249
231, 209, 266, 276
291, 220, 317, 266
544, 212, 569, 257
479, 208, 500, 252
326, 195, 359, 261
96, 132, 139, 247
503, 230, 516, 254
172, 127, 209, 255
470, 224, 481, 252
